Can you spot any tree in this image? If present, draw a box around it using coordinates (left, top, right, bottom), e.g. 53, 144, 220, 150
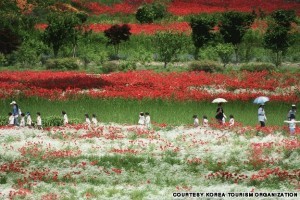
136, 3, 166, 23
219, 11, 255, 62
104, 24, 131, 56
263, 10, 296, 66
43, 12, 84, 57
153, 31, 187, 68
190, 15, 216, 60
215, 43, 234, 67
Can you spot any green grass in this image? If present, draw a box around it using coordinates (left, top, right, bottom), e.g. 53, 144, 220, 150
1, 98, 291, 126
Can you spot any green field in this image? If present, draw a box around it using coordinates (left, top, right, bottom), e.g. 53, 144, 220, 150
1, 98, 292, 126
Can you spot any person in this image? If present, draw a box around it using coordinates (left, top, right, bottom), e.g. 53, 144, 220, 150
258, 104, 267, 127
222, 113, 227, 125
215, 103, 224, 124
26, 112, 32, 128
138, 112, 145, 125
92, 114, 98, 127
287, 104, 296, 120
62, 111, 68, 125
202, 115, 209, 127
85, 114, 91, 127
10, 101, 20, 126
145, 112, 151, 129
287, 114, 296, 135
193, 115, 199, 127
20, 113, 25, 127
36, 112, 42, 130
8, 112, 14, 126
229, 114, 234, 127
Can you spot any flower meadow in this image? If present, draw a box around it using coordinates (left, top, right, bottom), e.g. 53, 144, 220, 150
0, 123, 299, 199
0, 70, 299, 102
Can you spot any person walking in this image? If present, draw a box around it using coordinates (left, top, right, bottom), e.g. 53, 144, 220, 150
10, 101, 20, 126
193, 115, 199, 127
62, 111, 69, 126
215, 103, 224, 124
258, 104, 267, 127
138, 112, 145, 125
145, 112, 151, 129
287, 104, 296, 120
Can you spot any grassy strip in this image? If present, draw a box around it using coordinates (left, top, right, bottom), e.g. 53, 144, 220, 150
0, 98, 291, 126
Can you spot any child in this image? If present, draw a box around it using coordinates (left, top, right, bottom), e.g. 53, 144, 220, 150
8, 112, 14, 126
145, 112, 151, 129
193, 115, 199, 127
285, 114, 297, 135
222, 113, 227, 125
20, 113, 25, 127
62, 111, 68, 126
36, 112, 42, 130
202, 115, 209, 127
92, 114, 98, 127
138, 112, 145, 125
26, 112, 32, 128
85, 114, 91, 126
229, 114, 235, 127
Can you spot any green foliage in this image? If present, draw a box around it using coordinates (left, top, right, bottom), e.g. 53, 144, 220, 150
188, 60, 223, 73
104, 24, 131, 56
45, 58, 80, 70
239, 62, 276, 72
136, 3, 167, 23
215, 43, 234, 67
43, 12, 86, 57
0, 53, 7, 66
239, 30, 263, 62
101, 61, 119, 73
190, 14, 216, 59
153, 31, 188, 68
0, 116, 7, 126
219, 11, 255, 62
43, 116, 80, 127
270, 9, 296, 28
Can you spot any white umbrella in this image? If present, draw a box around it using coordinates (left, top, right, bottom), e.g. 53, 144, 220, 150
212, 98, 227, 103
253, 96, 269, 104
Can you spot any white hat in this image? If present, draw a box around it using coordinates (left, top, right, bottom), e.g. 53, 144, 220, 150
10, 101, 16, 105
292, 104, 296, 107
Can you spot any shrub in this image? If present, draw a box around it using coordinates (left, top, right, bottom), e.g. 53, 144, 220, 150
101, 61, 119, 73
136, 3, 167, 23
239, 62, 276, 72
45, 58, 80, 70
188, 60, 223, 73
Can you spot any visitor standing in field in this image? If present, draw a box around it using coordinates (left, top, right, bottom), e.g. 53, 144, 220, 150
85, 114, 91, 127
287, 114, 296, 135
20, 113, 25, 127
258, 104, 267, 127
229, 114, 235, 127
10, 101, 20, 126
287, 104, 296, 120
215, 103, 224, 124
193, 115, 199, 127
145, 112, 151, 129
138, 112, 145, 125
36, 112, 42, 130
202, 115, 209, 127
62, 111, 68, 125
92, 114, 98, 127
26, 112, 32, 128
8, 112, 14, 126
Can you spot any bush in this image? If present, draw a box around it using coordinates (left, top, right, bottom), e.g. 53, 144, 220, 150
136, 3, 167, 23
101, 61, 119, 73
239, 62, 276, 72
45, 58, 80, 70
188, 60, 223, 73
43, 116, 81, 127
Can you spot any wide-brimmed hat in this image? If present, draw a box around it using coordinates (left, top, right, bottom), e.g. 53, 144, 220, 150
292, 104, 296, 107
10, 101, 16, 105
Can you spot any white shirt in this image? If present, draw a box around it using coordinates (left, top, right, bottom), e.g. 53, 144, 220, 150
37, 116, 42, 126
26, 115, 32, 125
203, 119, 209, 127
194, 118, 199, 127
20, 117, 25, 127
9, 115, 14, 125
86, 118, 91, 125
138, 115, 145, 125
92, 117, 98, 126
258, 107, 266, 122
63, 114, 69, 125
229, 118, 235, 126
145, 115, 151, 124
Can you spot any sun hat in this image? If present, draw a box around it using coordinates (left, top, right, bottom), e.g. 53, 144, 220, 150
10, 101, 16, 105
292, 104, 296, 107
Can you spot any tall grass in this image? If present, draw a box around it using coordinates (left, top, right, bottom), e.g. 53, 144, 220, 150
1, 98, 291, 126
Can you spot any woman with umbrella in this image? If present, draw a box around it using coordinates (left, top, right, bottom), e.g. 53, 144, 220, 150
258, 104, 267, 127
215, 103, 224, 124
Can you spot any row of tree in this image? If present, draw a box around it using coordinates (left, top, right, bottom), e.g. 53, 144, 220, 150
0, 1, 298, 68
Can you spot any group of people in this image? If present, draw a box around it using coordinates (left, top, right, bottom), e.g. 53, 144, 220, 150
138, 112, 151, 129
8, 100, 298, 134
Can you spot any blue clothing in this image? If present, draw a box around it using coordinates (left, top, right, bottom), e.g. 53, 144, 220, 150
12, 105, 19, 116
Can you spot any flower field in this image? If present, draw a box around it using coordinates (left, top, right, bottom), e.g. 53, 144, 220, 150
0, 123, 299, 199
0, 70, 299, 102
